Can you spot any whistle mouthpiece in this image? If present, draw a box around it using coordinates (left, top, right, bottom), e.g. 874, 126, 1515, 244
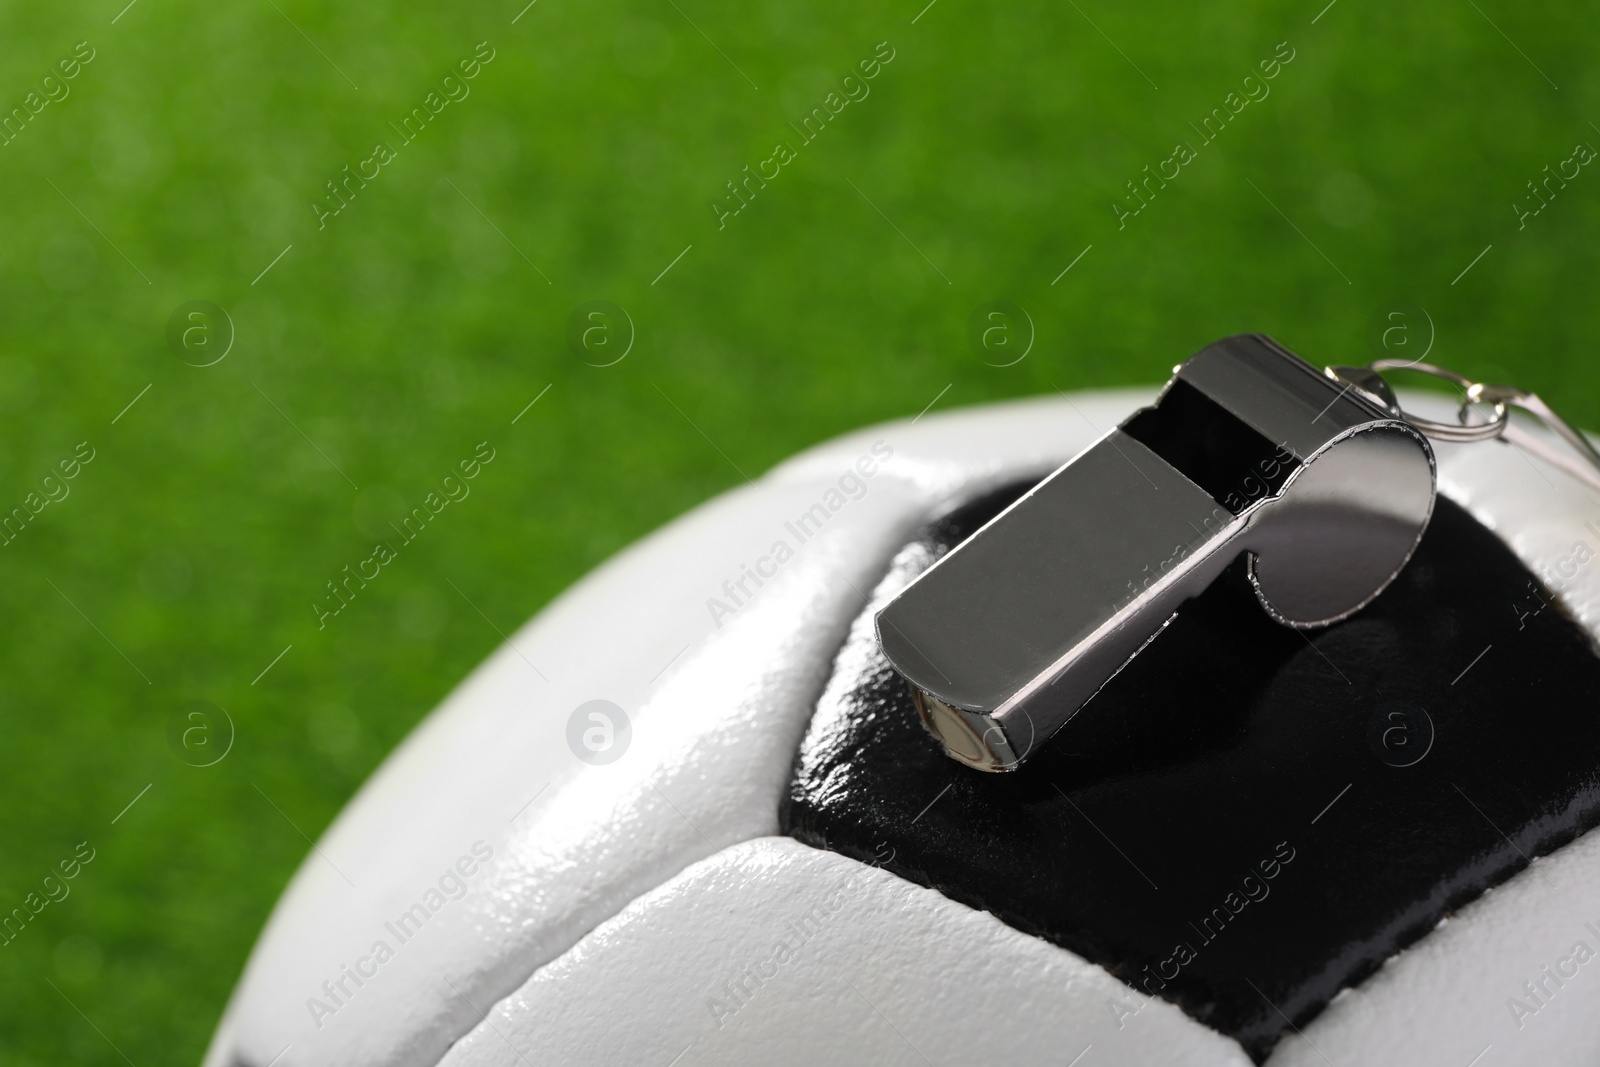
875, 334, 1436, 771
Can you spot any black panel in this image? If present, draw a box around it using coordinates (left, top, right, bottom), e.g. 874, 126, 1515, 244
782, 482, 1600, 1062
1122, 378, 1298, 513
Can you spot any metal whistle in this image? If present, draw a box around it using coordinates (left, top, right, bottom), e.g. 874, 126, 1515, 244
876, 334, 1436, 772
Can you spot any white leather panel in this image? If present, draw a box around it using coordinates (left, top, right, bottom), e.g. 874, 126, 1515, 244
207, 392, 1144, 1067
437, 837, 1252, 1067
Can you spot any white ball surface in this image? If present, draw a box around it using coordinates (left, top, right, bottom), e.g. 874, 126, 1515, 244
202, 389, 1600, 1067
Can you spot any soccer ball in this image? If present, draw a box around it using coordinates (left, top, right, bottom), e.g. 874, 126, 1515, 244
203, 386, 1600, 1067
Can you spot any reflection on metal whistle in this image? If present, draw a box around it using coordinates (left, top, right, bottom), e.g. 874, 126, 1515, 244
875, 334, 1436, 772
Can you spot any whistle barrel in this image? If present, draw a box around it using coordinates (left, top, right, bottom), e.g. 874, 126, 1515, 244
876, 335, 1435, 771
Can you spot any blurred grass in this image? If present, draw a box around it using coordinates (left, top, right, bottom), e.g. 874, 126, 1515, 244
0, 0, 1596, 1062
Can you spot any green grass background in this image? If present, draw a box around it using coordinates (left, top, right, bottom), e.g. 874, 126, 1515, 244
0, 0, 1595, 1061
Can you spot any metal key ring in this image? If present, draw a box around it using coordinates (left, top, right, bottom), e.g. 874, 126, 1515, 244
1368, 358, 1509, 442
1471, 380, 1600, 482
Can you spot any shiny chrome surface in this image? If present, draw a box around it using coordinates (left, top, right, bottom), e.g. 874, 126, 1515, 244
876, 334, 1437, 771
1323, 363, 1401, 418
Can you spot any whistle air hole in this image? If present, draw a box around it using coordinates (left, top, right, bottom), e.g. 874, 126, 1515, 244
1122, 378, 1299, 513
